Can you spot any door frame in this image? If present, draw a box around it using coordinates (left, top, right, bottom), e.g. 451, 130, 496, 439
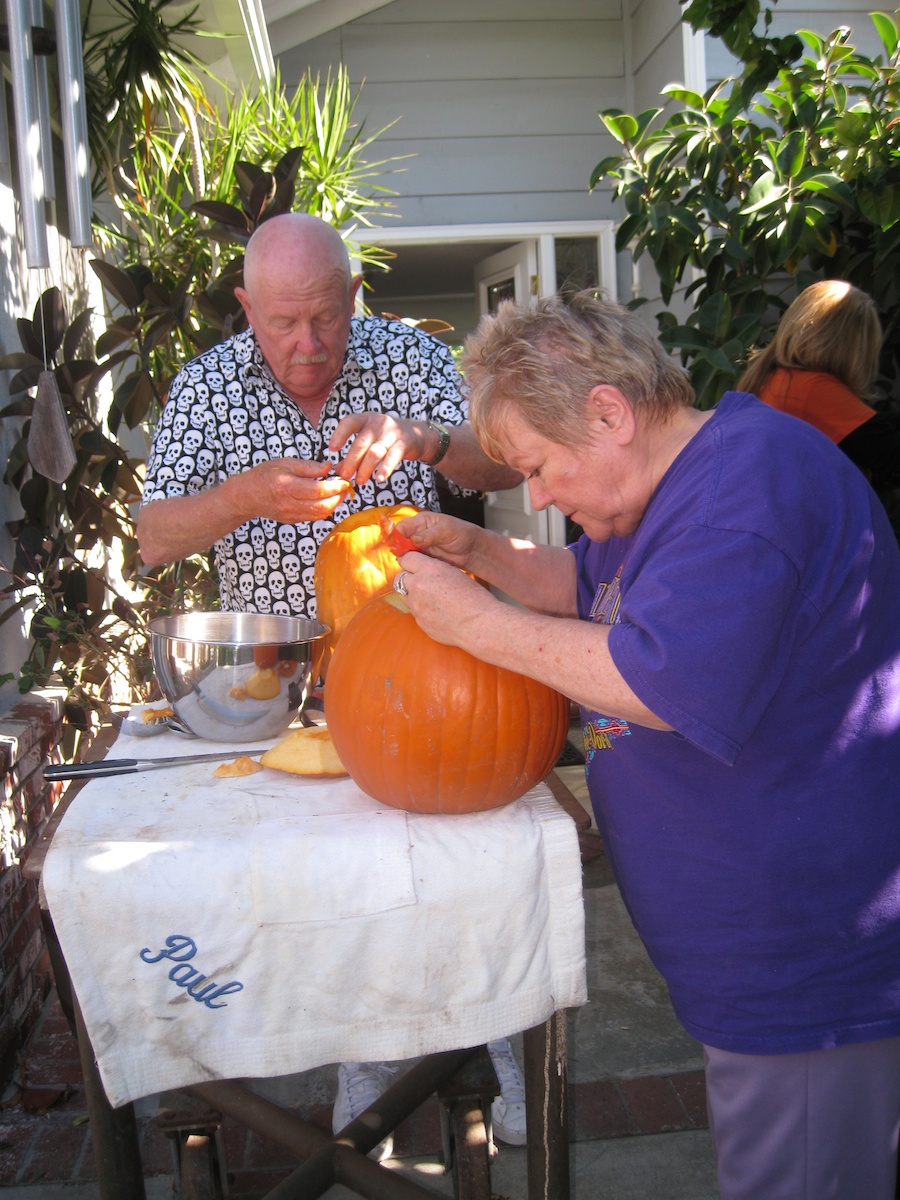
348, 220, 617, 548
350, 220, 617, 306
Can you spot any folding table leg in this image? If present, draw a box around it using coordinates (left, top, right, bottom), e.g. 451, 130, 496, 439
73, 995, 147, 1200
523, 1012, 570, 1200
438, 1047, 497, 1200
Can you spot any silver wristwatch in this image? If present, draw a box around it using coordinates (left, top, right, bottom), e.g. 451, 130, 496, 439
425, 420, 452, 466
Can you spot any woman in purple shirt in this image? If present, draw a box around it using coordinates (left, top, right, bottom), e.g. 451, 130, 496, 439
392, 290, 900, 1200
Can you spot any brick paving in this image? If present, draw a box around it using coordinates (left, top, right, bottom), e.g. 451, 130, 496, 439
0, 992, 708, 1195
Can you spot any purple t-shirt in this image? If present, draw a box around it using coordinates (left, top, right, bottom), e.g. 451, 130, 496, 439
574, 391, 900, 1055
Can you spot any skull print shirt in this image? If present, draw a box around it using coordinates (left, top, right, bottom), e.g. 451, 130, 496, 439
141, 317, 469, 619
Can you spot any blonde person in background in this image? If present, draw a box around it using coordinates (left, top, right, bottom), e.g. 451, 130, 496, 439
738, 279, 900, 487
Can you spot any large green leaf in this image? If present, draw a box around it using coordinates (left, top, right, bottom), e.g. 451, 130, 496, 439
90, 259, 140, 310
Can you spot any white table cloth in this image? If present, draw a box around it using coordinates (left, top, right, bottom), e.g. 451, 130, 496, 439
43, 725, 587, 1109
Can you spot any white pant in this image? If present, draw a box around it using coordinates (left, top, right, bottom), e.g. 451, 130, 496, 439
704, 1036, 900, 1200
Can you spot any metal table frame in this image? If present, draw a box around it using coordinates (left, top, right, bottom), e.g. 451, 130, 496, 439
25, 745, 581, 1200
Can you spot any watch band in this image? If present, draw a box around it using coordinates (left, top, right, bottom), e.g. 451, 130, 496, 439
425, 420, 452, 467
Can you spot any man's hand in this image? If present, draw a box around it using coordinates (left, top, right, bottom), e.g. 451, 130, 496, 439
330, 413, 431, 486
330, 413, 522, 493
138, 458, 352, 565
240, 458, 353, 523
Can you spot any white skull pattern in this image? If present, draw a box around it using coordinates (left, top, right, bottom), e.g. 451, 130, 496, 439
278, 525, 297, 552
282, 554, 301, 582
297, 536, 317, 566
234, 543, 253, 571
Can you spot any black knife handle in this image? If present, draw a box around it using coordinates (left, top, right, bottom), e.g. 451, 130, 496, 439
44, 759, 140, 781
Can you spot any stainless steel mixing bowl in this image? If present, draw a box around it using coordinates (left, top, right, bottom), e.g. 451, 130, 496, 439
148, 612, 329, 742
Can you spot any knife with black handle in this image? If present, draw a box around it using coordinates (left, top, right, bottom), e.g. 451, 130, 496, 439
44, 750, 271, 781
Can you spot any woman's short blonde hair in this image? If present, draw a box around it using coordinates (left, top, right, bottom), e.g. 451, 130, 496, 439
738, 280, 883, 399
462, 290, 695, 461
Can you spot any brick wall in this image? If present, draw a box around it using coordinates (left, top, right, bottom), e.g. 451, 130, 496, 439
0, 690, 66, 1087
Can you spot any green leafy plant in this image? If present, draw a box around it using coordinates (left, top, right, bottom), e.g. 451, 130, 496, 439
0, 288, 217, 727
591, 10, 900, 409
2, 4, 404, 727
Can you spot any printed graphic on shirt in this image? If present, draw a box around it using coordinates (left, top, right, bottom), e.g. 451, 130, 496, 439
141, 317, 467, 620
583, 564, 631, 754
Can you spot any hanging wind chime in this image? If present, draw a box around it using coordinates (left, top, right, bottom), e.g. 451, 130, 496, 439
2, 0, 92, 265
2, 0, 91, 479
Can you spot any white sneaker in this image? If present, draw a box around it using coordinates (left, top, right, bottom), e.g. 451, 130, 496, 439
332, 1061, 397, 1161
487, 1038, 527, 1146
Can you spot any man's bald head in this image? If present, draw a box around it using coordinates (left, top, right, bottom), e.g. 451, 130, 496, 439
242, 213, 352, 301
234, 214, 361, 412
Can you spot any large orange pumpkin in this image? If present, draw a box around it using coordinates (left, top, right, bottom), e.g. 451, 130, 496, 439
325, 591, 568, 814
314, 504, 420, 675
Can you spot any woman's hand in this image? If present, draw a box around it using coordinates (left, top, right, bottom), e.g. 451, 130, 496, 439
394, 552, 495, 649
392, 511, 484, 570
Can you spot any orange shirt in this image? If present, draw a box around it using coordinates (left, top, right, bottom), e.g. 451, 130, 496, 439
755, 368, 875, 445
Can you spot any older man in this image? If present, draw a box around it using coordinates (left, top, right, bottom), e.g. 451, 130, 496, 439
138, 213, 527, 1153
138, 212, 518, 619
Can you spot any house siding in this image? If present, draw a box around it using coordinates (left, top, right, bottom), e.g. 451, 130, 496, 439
272, 0, 628, 228
270, 0, 894, 236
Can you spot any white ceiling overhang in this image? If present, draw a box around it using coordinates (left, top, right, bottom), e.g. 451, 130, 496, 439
262, 0, 394, 54
172, 0, 276, 86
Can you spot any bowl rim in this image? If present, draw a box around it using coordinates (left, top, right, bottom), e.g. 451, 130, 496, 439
147, 612, 330, 646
